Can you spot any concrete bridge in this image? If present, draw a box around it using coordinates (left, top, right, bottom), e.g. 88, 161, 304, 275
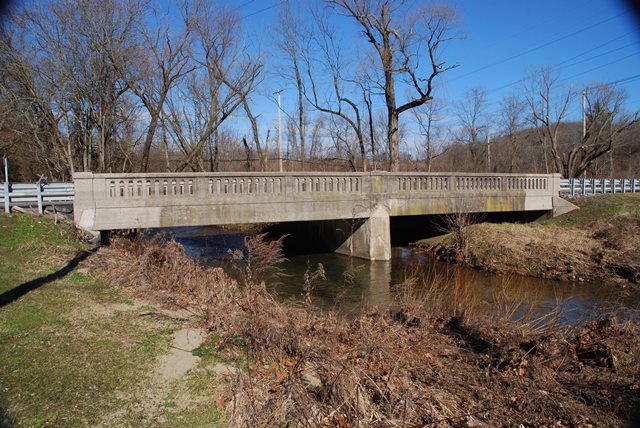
73, 171, 572, 260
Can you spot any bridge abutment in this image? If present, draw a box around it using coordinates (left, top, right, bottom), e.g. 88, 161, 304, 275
335, 205, 391, 261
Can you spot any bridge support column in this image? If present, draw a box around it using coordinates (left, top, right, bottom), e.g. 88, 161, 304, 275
335, 205, 391, 261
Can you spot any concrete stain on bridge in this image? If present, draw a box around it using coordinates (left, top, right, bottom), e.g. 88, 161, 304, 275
388, 194, 527, 217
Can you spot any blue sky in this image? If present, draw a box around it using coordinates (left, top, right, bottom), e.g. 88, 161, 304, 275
227, 0, 640, 135
442, 0, 640, 117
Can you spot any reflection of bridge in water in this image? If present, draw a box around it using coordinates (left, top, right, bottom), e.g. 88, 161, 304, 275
74, 171, 573, 260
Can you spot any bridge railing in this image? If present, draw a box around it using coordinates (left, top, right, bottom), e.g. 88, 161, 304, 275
84, 172, 370, 202
388, 173, 552, 194
74, 171, 558, 205
560, 178, 640, 196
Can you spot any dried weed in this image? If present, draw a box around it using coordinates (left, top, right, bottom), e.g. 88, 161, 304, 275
97, 235, 640, 427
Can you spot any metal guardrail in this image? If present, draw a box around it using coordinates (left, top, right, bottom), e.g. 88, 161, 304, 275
560, 178, 640, 196
1, 182, 75, 213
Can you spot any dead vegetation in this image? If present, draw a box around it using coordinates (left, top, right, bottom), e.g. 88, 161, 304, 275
416, 196, 640, 287
97, 234, 640, 427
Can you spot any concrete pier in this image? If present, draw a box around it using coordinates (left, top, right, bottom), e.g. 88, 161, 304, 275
335, 204, 391, 261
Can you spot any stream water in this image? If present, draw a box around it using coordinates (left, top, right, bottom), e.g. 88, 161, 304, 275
163, 226, 640, 326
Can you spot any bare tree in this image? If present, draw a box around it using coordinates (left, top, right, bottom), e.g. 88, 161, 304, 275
455, 87, 489, 171
302, 7, 367, 171
0, 0, 144, 178
565, 85, 638, 177
360, 78, 378, 170
275, 0, 308, 170
498, 94, 526, 173
413, 98, 447, 171
328, 0, 457, 171
524, 66, 573, 175
242, 98, 269, 171
0, 25, 68, 178
308, 116, 325, 161
105, 1, 194, 172
162, 2, 262, 172
525, 67, 639, 177
328, 118, 358, 171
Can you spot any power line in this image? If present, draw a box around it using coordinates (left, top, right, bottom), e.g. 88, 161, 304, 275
559, 41, 638, 70
560, 52, 639, 83
239, 0, 285, 21
587, 73, 640, 90
555, 29, 638, 67
486, 40, 639, 95
449, 11, 631, 83
233, 0, 258, 11
484, 73, 640, 112
462, 2, 586, 57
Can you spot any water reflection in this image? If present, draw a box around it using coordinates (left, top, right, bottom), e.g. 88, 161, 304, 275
161, 226, 640, 325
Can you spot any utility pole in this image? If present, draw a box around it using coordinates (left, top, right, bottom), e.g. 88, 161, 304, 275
582, 90, 587, 178
487, 133, 491, 172
582, 90, 587, 139
275, 90, 284, 172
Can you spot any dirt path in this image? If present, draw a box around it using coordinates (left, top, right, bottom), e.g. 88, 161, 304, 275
157, 328, 207, 382
72, 300, 211, 426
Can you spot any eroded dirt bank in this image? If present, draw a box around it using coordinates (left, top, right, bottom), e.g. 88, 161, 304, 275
414, 194, 640, 287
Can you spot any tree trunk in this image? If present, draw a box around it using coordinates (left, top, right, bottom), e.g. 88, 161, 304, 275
388, 109, 399, 171
365, 94, 376, 171
295, 62, 305, 171
242, 137, 252, 171
140, 109, 161, 172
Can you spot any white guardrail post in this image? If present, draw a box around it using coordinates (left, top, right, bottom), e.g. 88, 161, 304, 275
3, 158, 9, 213
559, 177, 640, 196
36, 182, 43, 214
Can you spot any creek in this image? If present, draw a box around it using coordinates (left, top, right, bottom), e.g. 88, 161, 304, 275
165, 226, 640, 326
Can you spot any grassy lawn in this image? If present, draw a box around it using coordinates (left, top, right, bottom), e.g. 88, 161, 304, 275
544, 193, 640, 228
0, 213, 223, 427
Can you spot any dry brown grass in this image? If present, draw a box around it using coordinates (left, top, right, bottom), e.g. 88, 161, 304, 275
418, 196, 640, 286
466, 223, 599, 280
97, 235, 640, 427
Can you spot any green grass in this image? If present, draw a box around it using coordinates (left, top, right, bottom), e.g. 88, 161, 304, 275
542, 193, 640, 227
193, 335, 254, 372
544, 193, 640, 228
161, 403, 224, 428
0, 213, 183, 426
0, 213, 228, 426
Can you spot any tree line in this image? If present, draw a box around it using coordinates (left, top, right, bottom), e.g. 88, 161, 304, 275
0, 0, 638, 181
